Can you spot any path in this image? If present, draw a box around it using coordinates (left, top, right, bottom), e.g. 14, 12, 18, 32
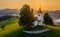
23, 29, 50, 34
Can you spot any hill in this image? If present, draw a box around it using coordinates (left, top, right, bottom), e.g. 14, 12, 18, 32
0, 18, 60, 37
0, 9, 19, 17
47, 10, 60, 19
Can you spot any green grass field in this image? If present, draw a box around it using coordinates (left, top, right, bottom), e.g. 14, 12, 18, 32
0, 18, 60, 37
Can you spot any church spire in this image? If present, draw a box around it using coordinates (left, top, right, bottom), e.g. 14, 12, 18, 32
37, 5, 42, 13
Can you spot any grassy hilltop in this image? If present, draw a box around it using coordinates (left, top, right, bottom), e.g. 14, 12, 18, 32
0, 18, 60, 37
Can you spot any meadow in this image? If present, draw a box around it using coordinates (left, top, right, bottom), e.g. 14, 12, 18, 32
0, 18, 60, 37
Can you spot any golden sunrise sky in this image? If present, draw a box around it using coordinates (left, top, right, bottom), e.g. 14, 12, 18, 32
0, 0, 60, 11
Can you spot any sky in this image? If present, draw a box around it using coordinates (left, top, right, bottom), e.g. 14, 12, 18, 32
0, 0, 60, 11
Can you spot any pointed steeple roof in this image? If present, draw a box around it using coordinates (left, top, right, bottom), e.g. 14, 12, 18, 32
37, 7, 42, 13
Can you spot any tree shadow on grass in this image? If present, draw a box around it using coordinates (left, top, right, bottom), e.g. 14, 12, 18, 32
2, 28, 60, 37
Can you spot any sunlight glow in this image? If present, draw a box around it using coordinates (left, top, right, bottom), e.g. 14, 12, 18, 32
0, 0, 60, 11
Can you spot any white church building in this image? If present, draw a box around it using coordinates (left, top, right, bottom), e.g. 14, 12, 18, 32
33, 8, 43, 26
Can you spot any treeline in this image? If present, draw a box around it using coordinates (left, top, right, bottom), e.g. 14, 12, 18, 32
0, 15, 12, 22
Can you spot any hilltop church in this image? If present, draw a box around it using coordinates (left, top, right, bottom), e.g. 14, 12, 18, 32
33, 7, 43, 26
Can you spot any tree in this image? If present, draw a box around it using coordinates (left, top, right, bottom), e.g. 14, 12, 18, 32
30, 8, 34, 22
19, 4, 34, 28
43, 13, 54, 26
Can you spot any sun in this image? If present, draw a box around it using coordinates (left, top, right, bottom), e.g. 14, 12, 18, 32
37, 6, 40, 9
37, 4, 41, 11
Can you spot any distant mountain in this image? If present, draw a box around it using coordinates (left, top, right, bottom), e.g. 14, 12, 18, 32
0, 9, 60, 19
46, 10, 60, 19
0, 9, 19, 15
0, 8, 20, 17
